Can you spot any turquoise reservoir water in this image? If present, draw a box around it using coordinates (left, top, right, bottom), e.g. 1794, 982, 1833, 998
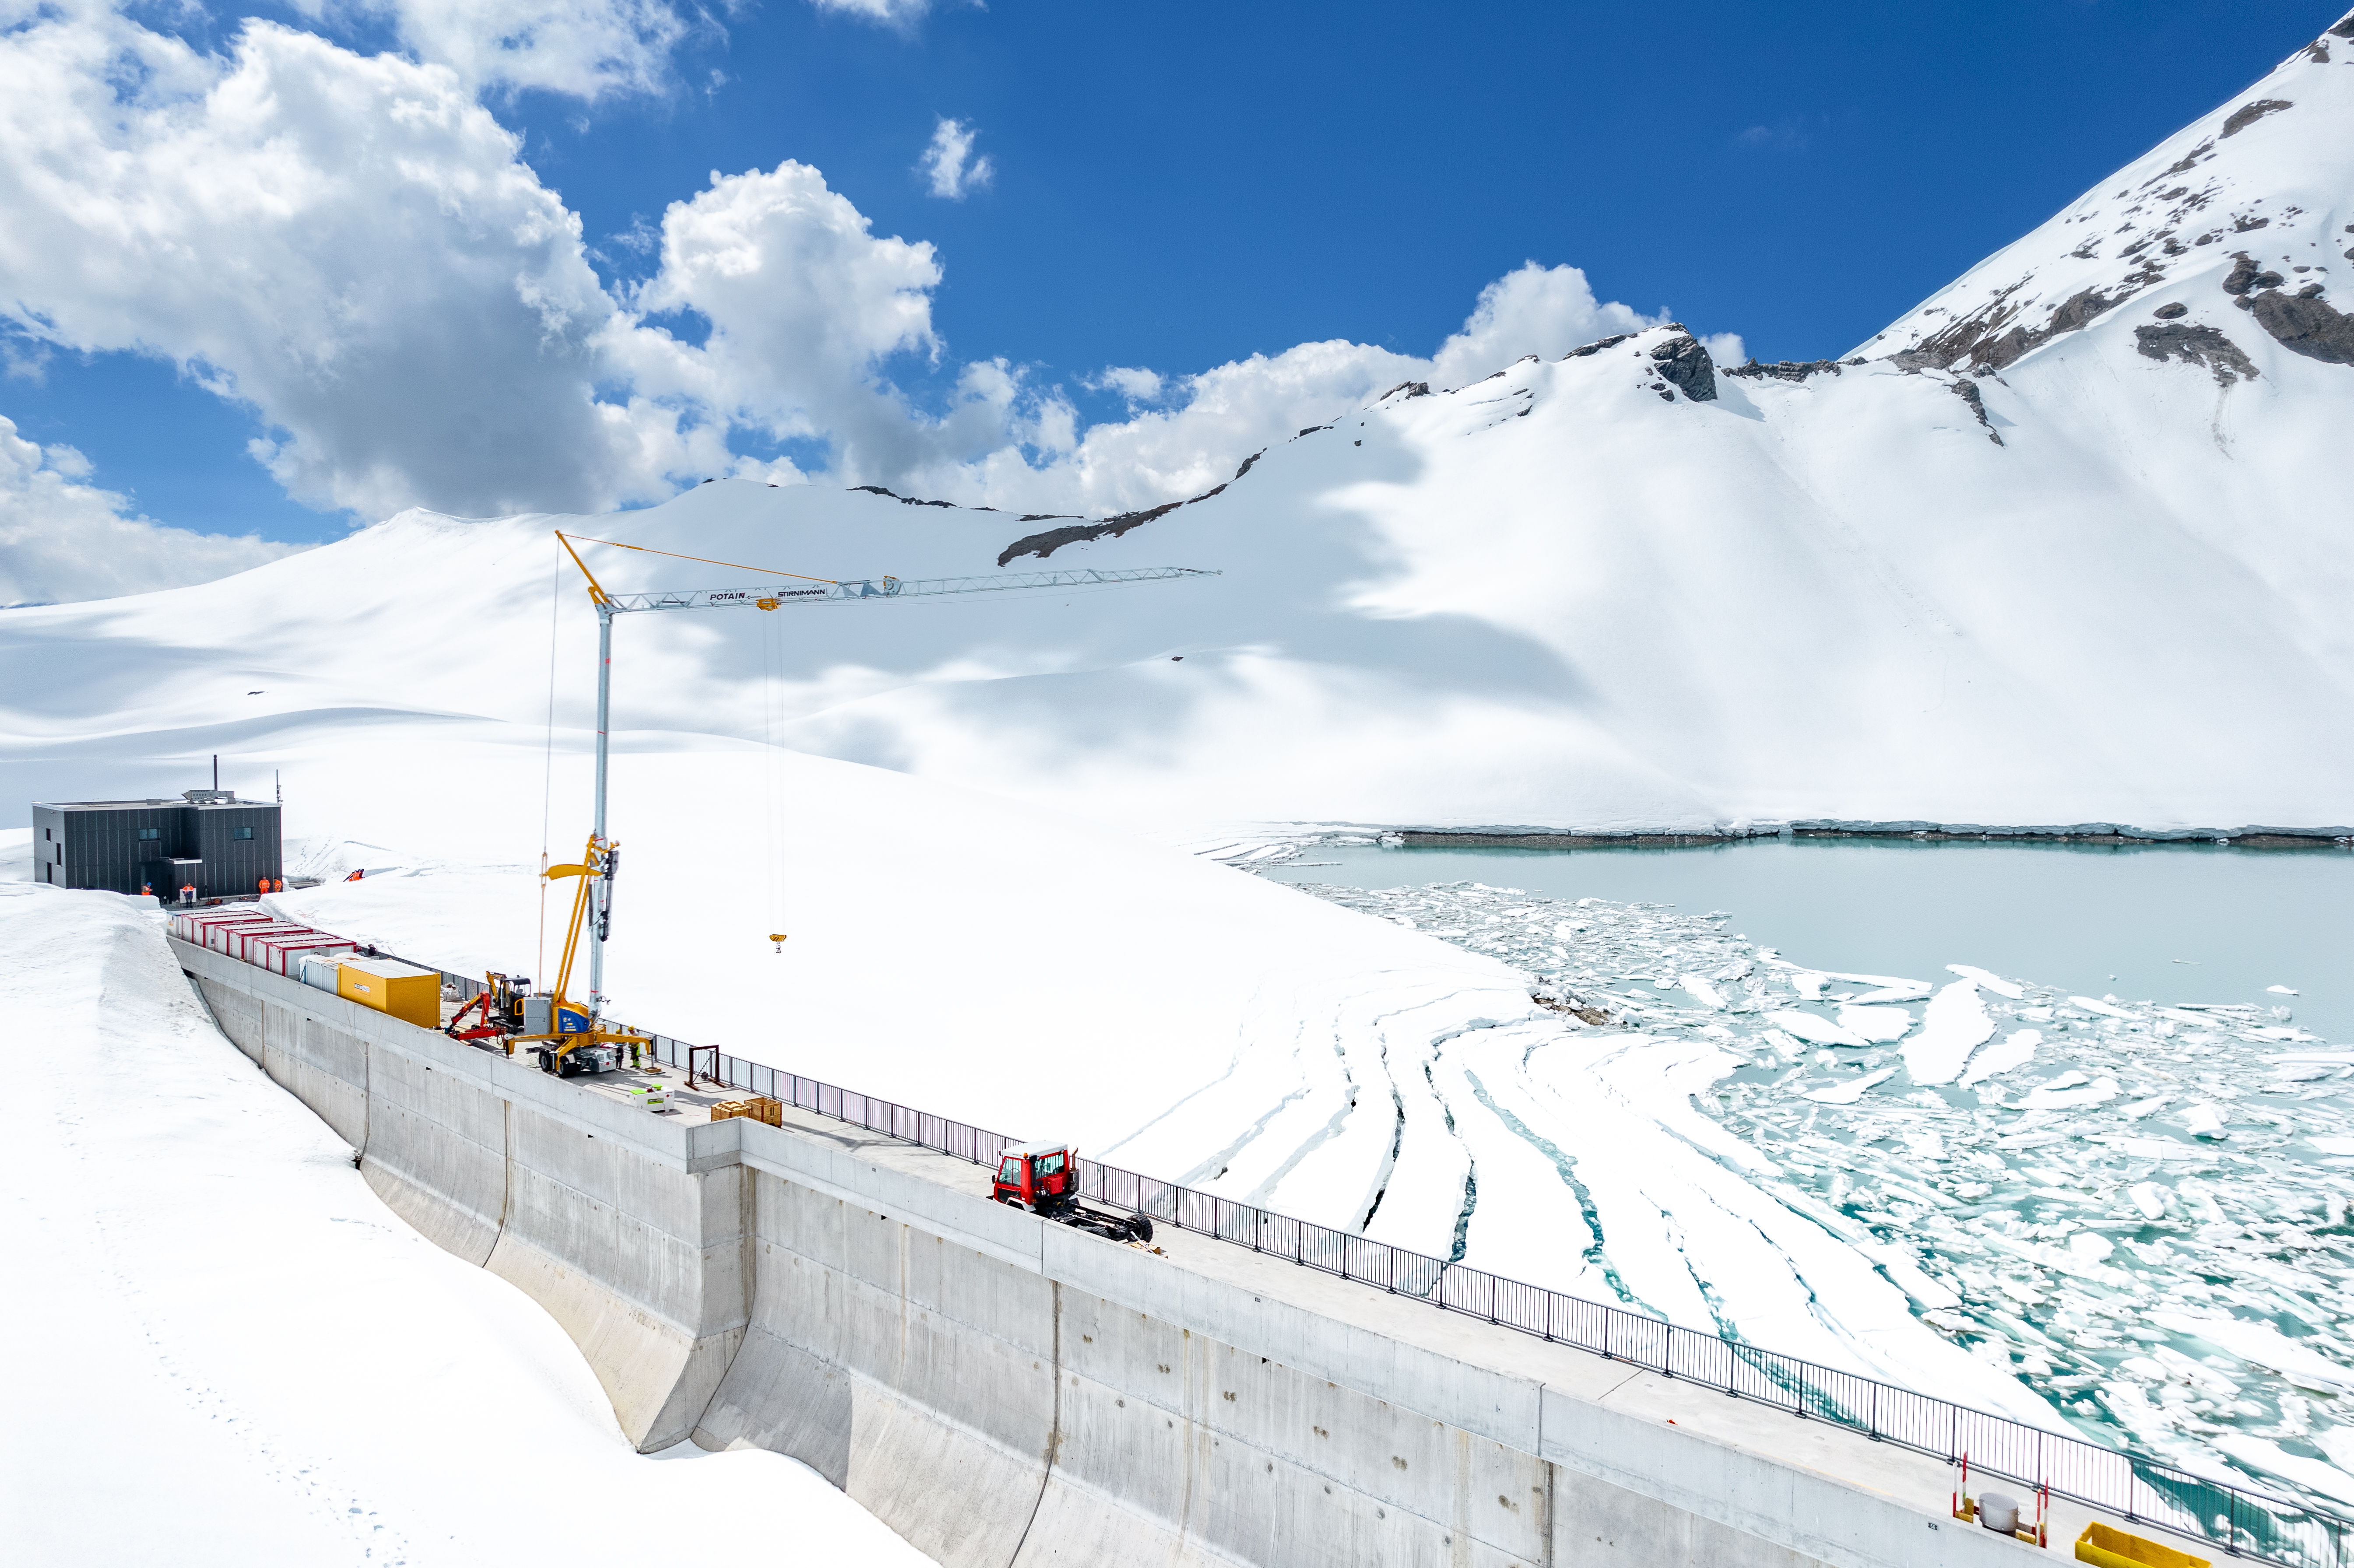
1264, 839, 2353, 1042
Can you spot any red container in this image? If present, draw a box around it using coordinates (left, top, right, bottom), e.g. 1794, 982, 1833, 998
229, 922, 309, 964
201, 914, 279, 953
255, 933, 354, 976
174, 908, 268, 944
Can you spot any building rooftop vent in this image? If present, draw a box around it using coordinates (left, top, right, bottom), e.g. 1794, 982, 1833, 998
181, 789, 238, 804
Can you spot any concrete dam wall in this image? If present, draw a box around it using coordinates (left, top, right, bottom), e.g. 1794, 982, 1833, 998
179, 937, 2087, 1568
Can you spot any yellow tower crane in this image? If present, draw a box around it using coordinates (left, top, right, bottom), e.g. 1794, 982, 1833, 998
527, 528, 1218, 1070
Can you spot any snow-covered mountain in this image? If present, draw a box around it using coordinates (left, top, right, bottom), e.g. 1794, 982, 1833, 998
7, 4, 2354, 1519
8, 15, 2354, 835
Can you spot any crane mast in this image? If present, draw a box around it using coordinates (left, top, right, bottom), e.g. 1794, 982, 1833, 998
546, 528, 1216, 1048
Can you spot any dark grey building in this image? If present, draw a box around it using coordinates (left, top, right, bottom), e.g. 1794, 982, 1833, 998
30, 789, 282, 900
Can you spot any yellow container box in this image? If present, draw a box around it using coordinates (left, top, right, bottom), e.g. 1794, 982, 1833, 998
2076, 1522, 2210, 1568
337, 957, 441, 1029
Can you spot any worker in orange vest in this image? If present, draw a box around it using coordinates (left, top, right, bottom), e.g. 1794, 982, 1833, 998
179, 883, 197, 905
259, 877, 269, 895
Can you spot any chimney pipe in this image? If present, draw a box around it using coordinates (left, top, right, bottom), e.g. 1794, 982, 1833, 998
212, 754, 219, 791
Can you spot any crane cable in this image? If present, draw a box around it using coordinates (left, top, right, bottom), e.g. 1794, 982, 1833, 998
556, 530, 841, 585
762, 609, 776, 947
539, 552, 560, 984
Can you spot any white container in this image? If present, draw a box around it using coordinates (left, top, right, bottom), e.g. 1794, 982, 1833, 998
297, 954, 343, 993
265, 937, 354, 976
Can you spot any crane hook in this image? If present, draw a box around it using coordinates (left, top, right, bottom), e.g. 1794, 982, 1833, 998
769, 933, 789, 953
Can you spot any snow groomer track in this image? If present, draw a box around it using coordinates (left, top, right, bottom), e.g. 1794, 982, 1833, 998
178, 935, 2350, 1568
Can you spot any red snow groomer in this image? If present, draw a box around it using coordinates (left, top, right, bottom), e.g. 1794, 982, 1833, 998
991, 1141, 1157, 1244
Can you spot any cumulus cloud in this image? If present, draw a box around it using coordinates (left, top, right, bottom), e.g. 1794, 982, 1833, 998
297, 0, 697, 98
0, 10, 722, 520
807, 0, 934, 28
886, 263, 1727, 517
0, 416, 297, 605
623, 161, 957, 482
918, 117, 994, 200
1090, 367, 1167, 404
0, 3, 1739, 572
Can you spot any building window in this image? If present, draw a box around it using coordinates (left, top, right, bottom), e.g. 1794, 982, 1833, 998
139, 827, 160, 840
234, 826, 255, 841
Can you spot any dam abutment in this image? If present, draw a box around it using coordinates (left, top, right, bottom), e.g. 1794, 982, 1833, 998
178, 935, 2076, 1568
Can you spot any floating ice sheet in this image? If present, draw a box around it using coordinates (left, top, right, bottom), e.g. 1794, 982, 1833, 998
1278, 870, 2354, 1515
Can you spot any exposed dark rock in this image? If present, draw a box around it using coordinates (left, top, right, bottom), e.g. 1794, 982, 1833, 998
1646, 333, 1718, 401
1724, 358, 1846, 382
1951, 378, 2003, 445
2221, 253, 2283, 295
2154, 302, 2189, 319
2233, 214, 2271, 233
2308, 40, 2331, 61
2245, 289, 2354, 365
2220, 99, 2292, 137
1296, 425, 1328, 438
997, 462, 1253, 565
998, 502, 1180, 566
2334, 12, 2354, 39
1560, 333, 1632, 360
1656, 391, 1674, 403
1017, 513, 1075, 523
2135, 322, 2260, 384
850, 484, 955, 509
1944, 284, 2124, 372
2301, 283, 2327, 300
2156, 139, 2213, 179
1379, 381, 1431, 401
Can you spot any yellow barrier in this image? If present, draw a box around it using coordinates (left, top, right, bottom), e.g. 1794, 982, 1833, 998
2076, 1522, 2210, 1568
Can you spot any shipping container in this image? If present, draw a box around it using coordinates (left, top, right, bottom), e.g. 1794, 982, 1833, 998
176, 905, 265, 935
230, 922, 310, 964
173, 907, 264, 943
203, 914, 279, 953
337, 957, 439, 1028
258, 934, 355, 976
296, 954, 343, 993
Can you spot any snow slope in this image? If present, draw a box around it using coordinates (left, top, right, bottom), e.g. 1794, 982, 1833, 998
5, 4, 2354, 1532
6, 21, 2354, 833
0, 884, 937, 1568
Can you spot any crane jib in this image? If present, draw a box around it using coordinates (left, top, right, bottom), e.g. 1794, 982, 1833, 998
601, 565, 1219, 614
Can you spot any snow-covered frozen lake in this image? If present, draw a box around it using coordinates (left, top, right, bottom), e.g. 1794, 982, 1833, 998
1267, 839, 2352, 1040
1264, 838, 2354, 1510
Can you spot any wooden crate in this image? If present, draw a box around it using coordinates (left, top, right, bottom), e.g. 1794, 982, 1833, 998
711, 1096, 783, 1127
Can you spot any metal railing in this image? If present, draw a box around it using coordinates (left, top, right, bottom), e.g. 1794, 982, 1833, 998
426, 968, 2351, 1568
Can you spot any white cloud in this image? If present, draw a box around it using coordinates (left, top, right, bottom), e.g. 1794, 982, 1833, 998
918, 117, 994, 200
0, 5, 1740, 566
623, 160, 951, 480
0, 9, 714, 520
884, 263, 1719, 517
807, 0, 933, 27
1091, 367, 1166, 404
296, 0, 696, 99
0, 416, 298, 605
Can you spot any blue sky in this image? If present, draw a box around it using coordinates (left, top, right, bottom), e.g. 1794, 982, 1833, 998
0, 0, 2338, 556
